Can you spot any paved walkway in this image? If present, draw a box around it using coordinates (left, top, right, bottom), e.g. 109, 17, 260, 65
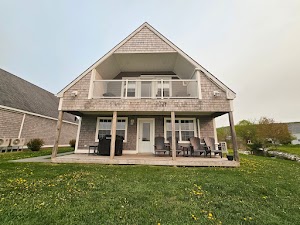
11, 152, 74, 163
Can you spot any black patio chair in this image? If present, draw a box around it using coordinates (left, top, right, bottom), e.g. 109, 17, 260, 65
167, 137, 183, 156
154, 137, 169, 156
204, 137, 223, 158
189, 137, 210, 157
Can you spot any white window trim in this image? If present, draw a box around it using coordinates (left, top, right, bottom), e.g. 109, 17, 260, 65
121, 76, 172, 99
95, 117, 128, 142
164, 118, 197, 143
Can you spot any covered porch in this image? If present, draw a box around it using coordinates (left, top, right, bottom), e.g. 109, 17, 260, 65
51, 110, 239, 166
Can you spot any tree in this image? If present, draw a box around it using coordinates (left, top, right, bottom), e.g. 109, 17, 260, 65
235, 120, 257, 145
256, 117, 294, 149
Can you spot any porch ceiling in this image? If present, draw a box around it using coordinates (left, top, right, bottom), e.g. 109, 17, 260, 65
95, 52, 196, 80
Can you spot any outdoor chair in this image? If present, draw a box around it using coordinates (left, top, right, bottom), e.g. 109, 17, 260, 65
189, 137, 210, 157
204, 137, 223, 158
167, 137, 183, 156
154, 137, 169, 156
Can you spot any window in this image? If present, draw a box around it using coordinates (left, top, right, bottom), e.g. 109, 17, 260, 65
164, 118, 196, 142
95, 117, 128, 142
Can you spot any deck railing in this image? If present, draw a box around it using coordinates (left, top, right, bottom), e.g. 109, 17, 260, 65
92, 79, 199, 99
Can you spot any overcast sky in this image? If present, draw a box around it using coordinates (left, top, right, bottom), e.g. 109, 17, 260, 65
0, 0, 299, 127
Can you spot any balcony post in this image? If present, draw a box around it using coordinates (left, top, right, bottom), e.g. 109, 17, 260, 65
196, 70, 202, 99
125, 80, 128, 99
161, 79, 163, 99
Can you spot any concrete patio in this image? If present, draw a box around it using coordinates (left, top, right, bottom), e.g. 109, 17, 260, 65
51, 153, 239, 167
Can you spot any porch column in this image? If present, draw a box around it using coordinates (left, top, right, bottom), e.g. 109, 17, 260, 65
228, 111, 239, 162
52, 110, 64, 159
110, 111, 117, 160
171, 111, 176, 160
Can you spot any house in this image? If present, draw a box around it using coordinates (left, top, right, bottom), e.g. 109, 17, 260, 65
51, 22, 239, 165
288, 122, 300, 145
0, 68, 78, 148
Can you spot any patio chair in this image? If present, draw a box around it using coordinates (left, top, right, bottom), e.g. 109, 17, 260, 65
204, 137, 222, 158
189, 137, 210, 157
167, 137, 183, 156
154, 137, 169, 156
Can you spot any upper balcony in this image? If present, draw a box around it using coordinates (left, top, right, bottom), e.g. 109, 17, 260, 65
92, 78, 199, 99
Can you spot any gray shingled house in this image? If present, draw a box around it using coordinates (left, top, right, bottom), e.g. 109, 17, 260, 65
288, 122, 300, 145
0, 68, 78, 148
51, 23, 239, 165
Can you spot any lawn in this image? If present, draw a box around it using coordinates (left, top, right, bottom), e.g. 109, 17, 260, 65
270, 145, 300, 157
0, 149, 299, 225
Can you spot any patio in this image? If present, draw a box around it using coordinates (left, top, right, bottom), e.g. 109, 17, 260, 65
51, 153, 239, 167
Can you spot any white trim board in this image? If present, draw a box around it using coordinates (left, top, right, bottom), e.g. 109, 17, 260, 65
0, 105, 78, 125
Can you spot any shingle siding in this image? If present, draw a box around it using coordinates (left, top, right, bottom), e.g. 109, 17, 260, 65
0, 108, 77, 146
77, 115, 214, 151
115, 27, 176, 53
62, 98, 231, 113
61, 71, 231, 113
0, 109, 23, 137
63, 71, 92, 100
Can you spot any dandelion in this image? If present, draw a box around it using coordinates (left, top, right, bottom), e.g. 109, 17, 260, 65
191, 214, 197, 220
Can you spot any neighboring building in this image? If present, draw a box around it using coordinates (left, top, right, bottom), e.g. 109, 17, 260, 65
288, 122, 300, 145
52, 22, 238, 162
0, 68, 78, 147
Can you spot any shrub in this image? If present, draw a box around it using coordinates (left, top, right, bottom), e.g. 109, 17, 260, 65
69, 139, 76, 148
27, 138, 44, 151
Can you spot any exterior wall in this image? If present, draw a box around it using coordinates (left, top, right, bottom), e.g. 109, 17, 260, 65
0, 108, 77, 146
62, 71, 231, 113
63, 99, 230, 113
0, 109, 24, 137
200, 73, 226, 99
114, 27, 176, 53
291, 133, 300, 145
63, 71, 92, 101
77, 114, 214, 152
198, 116, 214, 138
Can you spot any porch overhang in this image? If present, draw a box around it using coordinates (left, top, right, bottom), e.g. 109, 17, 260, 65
63, 110, 229, 118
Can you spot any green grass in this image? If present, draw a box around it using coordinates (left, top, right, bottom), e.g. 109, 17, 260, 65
270, 145, 300, 156
0, 147, 74, 161
0, 149, 299, 224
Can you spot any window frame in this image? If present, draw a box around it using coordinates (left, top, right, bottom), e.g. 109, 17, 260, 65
164, 118, 197, 143
95, 117, 128, 142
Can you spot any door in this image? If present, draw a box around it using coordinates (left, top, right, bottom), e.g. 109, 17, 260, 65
137, 119, 155, 153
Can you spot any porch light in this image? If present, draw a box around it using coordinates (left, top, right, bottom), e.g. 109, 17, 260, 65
213, 91, 220, 97
130, 119, 135, 125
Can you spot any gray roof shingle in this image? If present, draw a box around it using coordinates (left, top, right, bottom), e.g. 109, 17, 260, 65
0, 68, 75, 122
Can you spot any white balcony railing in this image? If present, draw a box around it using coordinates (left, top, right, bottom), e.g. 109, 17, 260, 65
92, 79, 199, 99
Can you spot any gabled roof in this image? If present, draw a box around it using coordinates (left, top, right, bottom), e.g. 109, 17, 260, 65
0, 68, 75, 122
57, 22, 236, 99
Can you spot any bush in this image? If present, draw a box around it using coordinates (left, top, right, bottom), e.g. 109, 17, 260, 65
27, 138, 44, 151
69, 139, 76, 148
